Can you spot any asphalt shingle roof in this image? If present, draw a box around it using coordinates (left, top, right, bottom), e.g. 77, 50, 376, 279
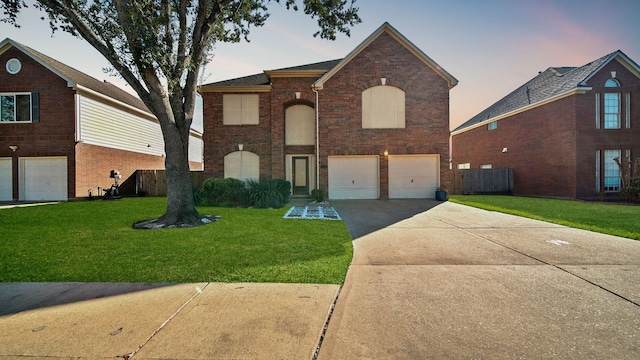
15, 41, 150, 113
453, 51, 620, 132
201, 59, 342, 87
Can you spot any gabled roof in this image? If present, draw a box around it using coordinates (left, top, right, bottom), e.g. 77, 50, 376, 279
452, 50, 640, 135
313, 22, 458, 90
0, 38, 150, 114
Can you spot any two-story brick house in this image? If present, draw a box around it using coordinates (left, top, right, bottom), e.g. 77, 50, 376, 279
0, 38, 203, 201
200, 22, 457, 199
451, 50, 640, 200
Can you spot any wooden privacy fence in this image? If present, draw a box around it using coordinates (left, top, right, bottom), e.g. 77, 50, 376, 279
453, 168, 513, 195
121, 170, 205, 196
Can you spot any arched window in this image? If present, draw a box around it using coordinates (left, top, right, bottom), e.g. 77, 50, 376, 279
362, 85, 405, 128
603, 79, 621, 128
224, 151, 259, 181
285, 104, 315, 145
604, 79, 620, 87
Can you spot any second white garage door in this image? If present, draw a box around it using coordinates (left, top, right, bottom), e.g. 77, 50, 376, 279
388, 155, 439, 199
19, 157, 68, 201
0, 158, 12, 201
328, 156, 379, 199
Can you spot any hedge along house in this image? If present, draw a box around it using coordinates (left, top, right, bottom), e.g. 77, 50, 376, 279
0, 38, 203, 202
451, 50, 640, 200
200, 22, 457, 199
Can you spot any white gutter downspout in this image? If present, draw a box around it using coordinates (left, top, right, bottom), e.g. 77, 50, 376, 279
312, 85, 320, 192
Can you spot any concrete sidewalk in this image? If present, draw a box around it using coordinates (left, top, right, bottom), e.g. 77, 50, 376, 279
1, 200, 639, 359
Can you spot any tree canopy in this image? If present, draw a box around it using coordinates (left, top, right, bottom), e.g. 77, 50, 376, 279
1, 0, 361, 227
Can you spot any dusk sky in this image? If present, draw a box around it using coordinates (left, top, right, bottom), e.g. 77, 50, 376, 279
2, 0, 639, 130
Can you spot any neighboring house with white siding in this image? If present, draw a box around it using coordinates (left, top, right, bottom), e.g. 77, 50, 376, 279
0, 38, 203, 201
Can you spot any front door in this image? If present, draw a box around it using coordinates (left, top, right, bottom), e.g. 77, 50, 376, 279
292, 157, 309, 195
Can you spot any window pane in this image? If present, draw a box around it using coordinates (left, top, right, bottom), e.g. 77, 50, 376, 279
603, 150, 621, 192
605, 79, 619, 87
16, 94, 31, 122
603, 93, 620, 129
1, 95, 15, 122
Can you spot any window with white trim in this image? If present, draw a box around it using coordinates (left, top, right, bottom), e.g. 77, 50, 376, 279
362, 85, 405, 128
480, 164, 492, 169
223, 94, 259, 125
457, 163, 470, 169
1, 92, 38, 123
603, 149, 621, 192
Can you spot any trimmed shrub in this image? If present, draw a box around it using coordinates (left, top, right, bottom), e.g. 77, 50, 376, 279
272, 179, 292, 204
201, 177, 245, 206
245, 179, 290, 208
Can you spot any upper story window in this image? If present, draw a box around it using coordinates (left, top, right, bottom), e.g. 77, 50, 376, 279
1, 93, 35, 123
362, 85, 405, 129
596, 79, 630, 129
603, 92, 620, 128
223, 94, 259, 125
488, 121, 497, 130
285, 104, 315, 145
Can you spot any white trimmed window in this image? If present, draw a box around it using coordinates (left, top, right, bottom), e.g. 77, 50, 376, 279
1, 92, 38, 123
603, 149, 621, 192
285, 105, 315, 145
480, 164, 492, 169
457, 163, 471, 169
603, 79, 621, 129
223, 94, 259, 125
224, 151, 259, 181
362, 85, 405, 128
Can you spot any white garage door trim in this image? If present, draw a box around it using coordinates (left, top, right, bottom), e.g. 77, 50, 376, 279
19, 157, 68, 201
388, 154, 439, 199
328, 156, 379, 199
0, 158, 12, 201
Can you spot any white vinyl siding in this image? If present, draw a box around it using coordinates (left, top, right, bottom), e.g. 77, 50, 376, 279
223, 94, 259, 125
19, 157, 67, 201
189, 135, 203, 164
388, 155, 439, 199
362, 86, 405, 128
285, 105, 315, 145
224, 151, 259, 181
78, 96, 164, 156
328, 156, 379, 199
0, 158, 12, 200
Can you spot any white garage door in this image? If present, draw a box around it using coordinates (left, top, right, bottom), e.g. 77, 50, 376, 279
0, 158, 12, 201
328, 156, 379, 199
19, 157, 68, 201
389, 155, 439, 199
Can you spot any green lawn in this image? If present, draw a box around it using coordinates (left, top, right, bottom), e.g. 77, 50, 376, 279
449, 195, 640, 240
0, 197, 352, 283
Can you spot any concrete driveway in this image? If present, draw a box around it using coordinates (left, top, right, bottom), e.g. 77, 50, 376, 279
319, 200, 640, 359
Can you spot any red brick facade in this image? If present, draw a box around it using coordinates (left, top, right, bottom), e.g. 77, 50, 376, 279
201, 25, 455, 199
452, 57, 640, 200
1, 42, 182, 201
0, 47, 78, 199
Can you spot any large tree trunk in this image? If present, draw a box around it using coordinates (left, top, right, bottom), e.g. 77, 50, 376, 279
160, 126, 201, 225
133, 110, 208, 229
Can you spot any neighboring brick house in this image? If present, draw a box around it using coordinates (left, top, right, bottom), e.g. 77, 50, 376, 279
200, 22, 457, 199
451, 50, 640, 200
0, 38, 203, 201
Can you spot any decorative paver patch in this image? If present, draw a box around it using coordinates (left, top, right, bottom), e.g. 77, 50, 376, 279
283, 205, 342, 220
